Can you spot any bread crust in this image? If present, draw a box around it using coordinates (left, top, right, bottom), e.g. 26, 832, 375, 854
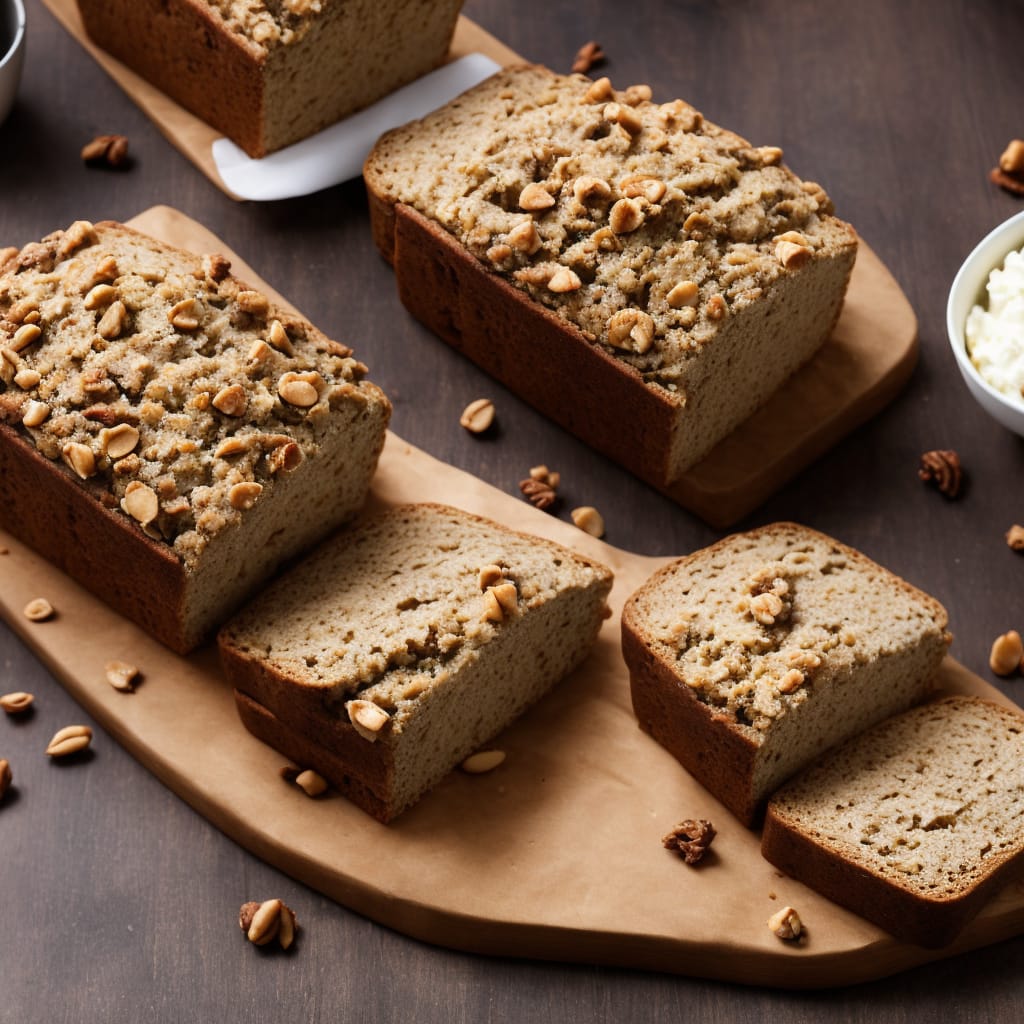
761, 696, 1024, 948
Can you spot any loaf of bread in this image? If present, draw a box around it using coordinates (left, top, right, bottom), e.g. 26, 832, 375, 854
364, 66, 858, 487
621, 523, 950, 826
761, 696, 1024, 948
218, 503, 614, 821
0, 220, 390, 652
76, 0, 465, 158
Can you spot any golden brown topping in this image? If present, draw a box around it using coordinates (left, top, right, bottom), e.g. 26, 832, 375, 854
768, 906, 802, 940
101, 423, 140, 459
248, 339, 272, 363
547, 267, 582, 293
267, 319, 294, 355
603, 102, 643, 135
10, 323, 41, 353
507, 220, 542, 254
477, 564, 505, 589
918, 449, 962, 498
236, 290, 271, 317
666, 280, 699, 308
482, 581, 518, 622
121, 481, 160, 524
167, 298, 202, 331
45, 724, 92, 758
278, 371, 322, 407
459, 397, 496, 434
571, 40, 606, 75
61, 441, 96, 479
619, 174, 666, 203
346, 699, 389, 741
662, 819, 716, 865
571, 505, 605, 538
13, 368, 40, 390
989, 630, 1023, 676
572, 175, 612, 205
486, 243, 512, 264
583, 76, 614, 103
105, 661, 140, 693
608, 197, 645, 234
212, 384, 248, 417
777, 669, 805, 694
519, 183, 556, 211
0, 691, 34, 714
267, 441, 303, 474
461, 750, 506, 774
81, 134, 129, 168
23, 598, 54, 622
606, 308, 655, 353
621, 83, 653, 106
203, 253, 231, 281
229, 482, 263, 510
775, 239, 812, 269
756, 145, 784, 165
706, 294, 727, 320
83, 284, 117, 310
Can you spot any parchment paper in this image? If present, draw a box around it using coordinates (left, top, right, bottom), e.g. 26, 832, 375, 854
0, 206, 1020, 990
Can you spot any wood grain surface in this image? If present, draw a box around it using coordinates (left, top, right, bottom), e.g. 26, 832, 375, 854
2, 0, 1024, 1021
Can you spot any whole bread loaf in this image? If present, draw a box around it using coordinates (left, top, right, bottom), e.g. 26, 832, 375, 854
75, 0, 465, 158
621, 523, 950, 825
218, 503, 614, 822
761, 696, 1024, 948
0, 220, 390, 652
364, 65, 858, 487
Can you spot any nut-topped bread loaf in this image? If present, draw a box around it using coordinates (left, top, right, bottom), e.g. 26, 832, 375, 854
621, 523, 950, 825
364, 65, 858, 487
219, 503, 614, 822
76, 0, 465, 158
761, 696, 1024, 948
0, 220, 390, 652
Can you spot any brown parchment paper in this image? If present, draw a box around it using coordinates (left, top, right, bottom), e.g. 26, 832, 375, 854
1, 207, 1018, 989
40, 0, 521, 200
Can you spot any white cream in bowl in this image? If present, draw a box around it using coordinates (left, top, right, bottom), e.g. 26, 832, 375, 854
966, 245, 1024, 405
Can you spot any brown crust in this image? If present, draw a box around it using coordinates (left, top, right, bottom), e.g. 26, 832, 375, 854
761, 697, 1024, 948
77, 0, 268, 158
234, 690, 395, 822
0, 421, 191, 650
385, 202, 681, 488
620, 523, 950, 827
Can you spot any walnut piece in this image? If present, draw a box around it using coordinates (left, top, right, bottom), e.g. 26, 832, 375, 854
519, 467, 559, 511
767, 905, 802, 941
918, 449, 962, 498
81, 134, 129, 168
662, 818, 716, 865
571, 40, 606, 75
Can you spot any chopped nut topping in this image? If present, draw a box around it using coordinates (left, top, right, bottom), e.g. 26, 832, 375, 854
583, 76, 614, 103
461, 750, 506, 774
603, 102, 643, 135
606, 308, 655, 353
347, 699, 389, 741
757, 145, 784, 165
168, 298, 202, 331
749, 592, 784, 625
0, 691, 34, 714
571, 505, 605, 538
918, 449, 962, 498
486, 243, 513, 264
666, 280, 699, 308
706, 294, 727, 320
203, 253, 232, 282
23, 598, 54, 622
1006, 524, 1024, 551
81, 133, 129, 168
662, 819, 716, 865
229, 482, 263, 510
83, 284, 118, 310
775, 239, 812, 269
278, 372, 321, 408
478, 564, 505, 589
608, 197, 645, 234
248, 339, 272, 363
62, 441, 97, 479
105, 661, 140, 692
621, 83, 653, 106
767, 906, 802, 941
10, 323, 41, 353
571, 40, 606, 75
482, 581, 518, 622
267, 319, 294, 355
13, 368, 41, 389
121, 481, 160, 524
459, 397, 496, 434
267, 441, 302, 474
212, 384, 248, 417
215, 437, 249, 459
989, 630, 1023, 676
507, 220, 542, 254
101, 423, 140, 459
236, 290, 270, 317
21, 400, 49, 427
46, 724, 92, 758
547, 267, 582, 293
519, 183, 556, 211
619, 174, 666, 203
777, 669, 805, 694
572, 175, 612, 205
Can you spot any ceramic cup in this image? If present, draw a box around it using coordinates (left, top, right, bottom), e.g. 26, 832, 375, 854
0, 0, 25, 126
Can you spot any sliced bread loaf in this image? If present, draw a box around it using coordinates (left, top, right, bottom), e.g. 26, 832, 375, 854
761, 696, 1024, 948
218, 503, 614, 821
621, 523, 950, 825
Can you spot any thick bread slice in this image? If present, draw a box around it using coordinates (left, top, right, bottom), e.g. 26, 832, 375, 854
761, 696, 1024, 948
218, 503, 614, 822
364, 65, 857, 486
621, 523, 950, 825
0, 221, 390, 652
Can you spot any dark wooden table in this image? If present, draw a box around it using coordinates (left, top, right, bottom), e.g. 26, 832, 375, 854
3, 0, 1024, 1019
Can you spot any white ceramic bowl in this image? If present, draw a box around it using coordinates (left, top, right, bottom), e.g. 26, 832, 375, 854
0, 0, 25, 126
947, 208, 1024, 439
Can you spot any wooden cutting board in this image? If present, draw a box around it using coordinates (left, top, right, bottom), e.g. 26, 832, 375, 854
0, 208, 1018, 990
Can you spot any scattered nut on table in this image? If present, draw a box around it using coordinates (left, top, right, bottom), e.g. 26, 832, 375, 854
81, 133, 129, 168
989, 630, 1023, 676
459, 398, 496, 434
767, 905, 803, 941
662, 819, 716, 865
571, 40, 606, 74
0, 691, 34, 715
23, 598, 55, 622
520, 465, 560, 511
0, 758, 11, 802
105, 661, 140, 693
1006, 525, 1024, 552
280, 765, 329, 797
918, 449, 962, 498
571, 506, 606, 538
45, 725, 92, 758
461, 750, 506, 774
239, 899, 298, 950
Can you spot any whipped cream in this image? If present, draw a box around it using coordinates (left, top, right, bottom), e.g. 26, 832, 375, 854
966, 245, 1024, 403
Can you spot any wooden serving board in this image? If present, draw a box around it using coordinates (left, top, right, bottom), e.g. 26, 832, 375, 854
0, 209, 1018, 989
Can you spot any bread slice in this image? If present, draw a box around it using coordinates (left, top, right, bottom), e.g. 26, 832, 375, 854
364, 65, 857, 487
0, 220, 390, 652
621, 523, 950, 825
761, 696, 1024, 948
218, 503, 613, 821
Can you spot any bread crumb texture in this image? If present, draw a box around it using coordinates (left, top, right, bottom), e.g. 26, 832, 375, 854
367, 66, 856, 392
220, 504, 613, 729
0, 221, 378, 570
771, 697, 1024, 898
632, 524, 948, 733
207, 0, 324, 48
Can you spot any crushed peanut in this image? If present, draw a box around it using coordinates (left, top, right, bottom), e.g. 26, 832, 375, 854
105, 661, 140, 692
0, 691, 34, 714
45, 724, 92, 758
23, 598, 54, 622
767, 906, 802, 941
459, 397, 496, 434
